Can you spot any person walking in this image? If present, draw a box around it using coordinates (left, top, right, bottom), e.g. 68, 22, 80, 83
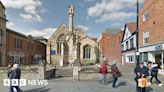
111, 61, 121, 88
9, 64, 22, 92
99, 59, 108, 85
134, 62, 149, 92
149, 63, 163, 86
147, 61, 153, 85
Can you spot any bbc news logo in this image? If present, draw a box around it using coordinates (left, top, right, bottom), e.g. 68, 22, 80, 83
3, 79, 48, 86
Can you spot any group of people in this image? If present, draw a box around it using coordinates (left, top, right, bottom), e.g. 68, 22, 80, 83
134, 61, 163, 92
98, 59, 121, 88
7, 62, 22, 92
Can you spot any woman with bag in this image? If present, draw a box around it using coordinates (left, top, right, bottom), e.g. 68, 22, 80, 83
111, 61, 121, 88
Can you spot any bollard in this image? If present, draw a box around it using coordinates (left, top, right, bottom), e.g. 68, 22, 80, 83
73, 66, 79, 81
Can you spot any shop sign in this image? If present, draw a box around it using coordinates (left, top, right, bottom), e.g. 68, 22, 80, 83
155, 44, 163, 51
51, 50, 56, 55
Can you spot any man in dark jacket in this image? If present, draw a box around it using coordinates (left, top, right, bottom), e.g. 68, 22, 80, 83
134, 62, 149, 92
9, 64, 21, 92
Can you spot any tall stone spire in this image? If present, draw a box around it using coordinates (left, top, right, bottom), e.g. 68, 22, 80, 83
68, 3, 74, 32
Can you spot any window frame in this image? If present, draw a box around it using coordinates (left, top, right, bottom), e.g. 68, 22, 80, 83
143, 30, 149, 45
143, 11, 150, 22
83, 45, 91, 59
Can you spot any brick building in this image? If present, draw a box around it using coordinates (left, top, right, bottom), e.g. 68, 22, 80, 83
6, 29, 46, 66
0, 1, 46, 66
98, 29, 123, 65
138, 0, 164, 68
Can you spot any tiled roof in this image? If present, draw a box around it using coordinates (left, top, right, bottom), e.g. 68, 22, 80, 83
126, 22, 136, 33
105, 28, 122, 35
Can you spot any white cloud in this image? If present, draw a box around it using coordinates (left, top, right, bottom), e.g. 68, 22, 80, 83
76, 25, 90, 32
87, 0, 139, 24
20, 14, 33, 20
25, 28, 57, 39
1, 0, 43, 22
96, 12, 135, 23
82, 0, 95, 2
6, 22, 15, 28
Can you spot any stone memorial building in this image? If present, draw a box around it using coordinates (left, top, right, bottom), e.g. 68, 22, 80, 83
46, 4, 99, 66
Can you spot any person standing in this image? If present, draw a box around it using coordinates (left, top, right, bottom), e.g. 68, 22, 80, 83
99, 60, 108, 85
149, 63, 163, 86
9, 64, 22, 92
134, 62, 149, 92
111, 61, 121, 88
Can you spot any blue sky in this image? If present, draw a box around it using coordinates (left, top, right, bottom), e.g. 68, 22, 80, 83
1, 0, 143, 39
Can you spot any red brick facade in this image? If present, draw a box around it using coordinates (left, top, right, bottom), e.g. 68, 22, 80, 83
139, 0, 164, 47
138, 0, 164, 66
98, 31, 123, 64
5, 29, 46, 66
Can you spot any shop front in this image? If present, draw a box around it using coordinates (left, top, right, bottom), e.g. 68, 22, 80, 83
139, 43, 164, 70
8, 52, 25, 64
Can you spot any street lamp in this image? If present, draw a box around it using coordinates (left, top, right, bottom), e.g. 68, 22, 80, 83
136, 0, 140, 65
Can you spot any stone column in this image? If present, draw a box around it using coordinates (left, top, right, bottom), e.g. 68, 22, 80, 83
60, 42, 64, 66
38, 61, 46, 79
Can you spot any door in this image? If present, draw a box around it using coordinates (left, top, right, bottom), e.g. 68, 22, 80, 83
14, 56, 20, 64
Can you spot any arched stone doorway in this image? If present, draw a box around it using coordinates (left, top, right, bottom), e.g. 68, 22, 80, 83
57, 34, 69, 66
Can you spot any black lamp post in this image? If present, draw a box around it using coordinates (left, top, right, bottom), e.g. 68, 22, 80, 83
136, 0, 140, 65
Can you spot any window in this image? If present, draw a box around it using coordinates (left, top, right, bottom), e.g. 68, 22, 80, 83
143, 11, 150, 22
121, 44, 124, 51
110, 41, 115, 47
143, 30, 149, 45
83, 45, 91, 59
126, 55, 134, 62
57, 34, 65, 54
57, 42, 62, 54
130, 38, 134, 49
126, 41, 129, 50
14, 38, 23, 49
